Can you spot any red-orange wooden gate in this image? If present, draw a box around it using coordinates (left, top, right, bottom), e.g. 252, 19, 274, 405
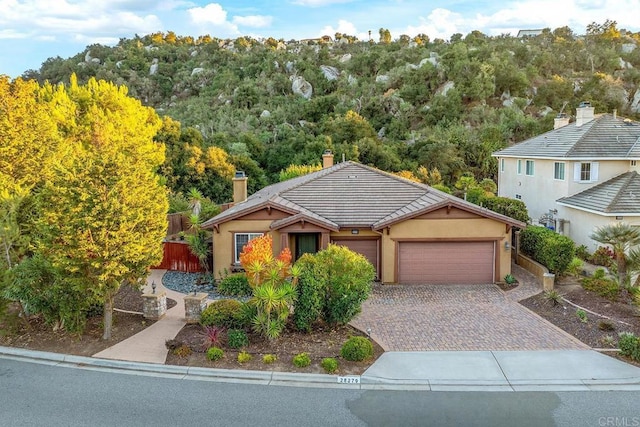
154, 241, 203, 273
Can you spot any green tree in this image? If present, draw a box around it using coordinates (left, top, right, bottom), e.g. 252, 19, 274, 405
35, 76, 168, 338
590, 223, 640, 287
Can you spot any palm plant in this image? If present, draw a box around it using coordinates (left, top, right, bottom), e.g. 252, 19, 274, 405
184, 213, 211, 274
590, 223, 640, 287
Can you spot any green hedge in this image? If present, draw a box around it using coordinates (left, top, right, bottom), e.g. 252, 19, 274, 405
520, 226, 575, 275
481, 196, 529, 224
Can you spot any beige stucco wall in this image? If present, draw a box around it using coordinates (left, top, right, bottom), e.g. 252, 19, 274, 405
557, 207, 640, 251
212, 220, 278, 277
380, 217, 512, 284
497, 157, 631, 225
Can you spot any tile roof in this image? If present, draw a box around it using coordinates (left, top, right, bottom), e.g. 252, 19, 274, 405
557, 171, 640, 214
494, 114, 640, 159
203, 161, 526, 229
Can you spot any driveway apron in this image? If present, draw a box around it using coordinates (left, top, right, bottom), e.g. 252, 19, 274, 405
350, 264, 587, 352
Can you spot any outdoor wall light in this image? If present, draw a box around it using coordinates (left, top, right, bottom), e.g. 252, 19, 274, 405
151, 281, 156, 294
504, 241, 511, 251
351, 229, 359, 235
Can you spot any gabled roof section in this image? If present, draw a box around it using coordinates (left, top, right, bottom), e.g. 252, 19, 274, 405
557, 171, 640, 215
203, 161, 527, 229
494, 114, 640, 159
270, 212, 339, 232
373, 191, 526, 230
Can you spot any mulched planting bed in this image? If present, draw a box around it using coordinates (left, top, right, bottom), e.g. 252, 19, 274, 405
165, 321, 383, 375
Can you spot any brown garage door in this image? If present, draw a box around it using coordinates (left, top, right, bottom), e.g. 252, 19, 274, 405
332, 239, 379, 279
398, 241, 495, 284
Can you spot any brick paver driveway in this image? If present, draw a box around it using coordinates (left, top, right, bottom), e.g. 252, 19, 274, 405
350, 265, 587, 351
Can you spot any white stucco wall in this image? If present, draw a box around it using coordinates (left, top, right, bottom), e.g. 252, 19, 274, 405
558, 207, 640, 250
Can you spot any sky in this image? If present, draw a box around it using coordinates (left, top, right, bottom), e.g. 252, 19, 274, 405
1, 0, 640, 78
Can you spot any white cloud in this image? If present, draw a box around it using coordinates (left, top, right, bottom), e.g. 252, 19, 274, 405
232, 15, 272, 28
187, 3, 227, 25
319, 19, 361, 37
292, 0, 354, 6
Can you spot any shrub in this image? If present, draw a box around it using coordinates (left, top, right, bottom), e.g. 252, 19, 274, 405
520, 226, 575, 275
481, 196, 529, 223
503, 274, 517, 285
581, 275, 619, 300
575, 245, 590, 261
315, 244, 375, 326
293, 254, 326, 332
200, 299, 243, 328
321, 357, 339, 374
543, 289, 564, 305
206, 346, 224, 361
566, 257, 584, 277
238, 351, 252, 363
341, 336, 374, 362
227, 329, 249, 349
292, 352, 311, 368
598, 321, 615, 331
590, 246, 615, 268
262, 354, 277, 364
200, 325, 225, 350
173, 345, 192, 358
618, 332, 640, 361
217, 273, 252, 297
575, 309, 588, 323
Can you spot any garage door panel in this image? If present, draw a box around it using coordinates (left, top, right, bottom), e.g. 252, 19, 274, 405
332, 239, 379, 279
399, 241, 494, 284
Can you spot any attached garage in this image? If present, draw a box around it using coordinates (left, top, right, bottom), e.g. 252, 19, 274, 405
332, 238, 380, 279
398, 241, 495, 284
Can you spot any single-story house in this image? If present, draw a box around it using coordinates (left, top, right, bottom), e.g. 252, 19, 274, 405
202, 152, 525, 284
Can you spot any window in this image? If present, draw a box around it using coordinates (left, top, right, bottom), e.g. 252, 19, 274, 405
525, 160, 535, 176
554, 162, 565, 180
500, 158, 505, 173
632, 160, 637, 167
517, 159, 522, 175
234, 232, 263, 263
515, 194, 522, 200
574, 162, 599, 182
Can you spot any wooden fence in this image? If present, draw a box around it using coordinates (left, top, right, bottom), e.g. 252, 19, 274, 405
154, 241, 203, 273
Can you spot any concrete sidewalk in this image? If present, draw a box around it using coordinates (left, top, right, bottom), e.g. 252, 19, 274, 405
362, 350, 640, 391
2, 346, 640, 391
93, 269, 188, 364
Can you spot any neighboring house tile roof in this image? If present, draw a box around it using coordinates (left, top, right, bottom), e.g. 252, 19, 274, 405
494, 114, 640, 159
203, 161, 525, 229
557, 171, 640, 214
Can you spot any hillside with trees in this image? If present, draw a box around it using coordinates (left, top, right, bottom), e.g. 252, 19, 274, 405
21, 21, 640, 204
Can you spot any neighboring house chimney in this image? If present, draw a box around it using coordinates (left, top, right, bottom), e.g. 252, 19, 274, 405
554, 113, 570, 129
232, 171, 248, 203
322, 150, 334, 168
575, 101, 595, 127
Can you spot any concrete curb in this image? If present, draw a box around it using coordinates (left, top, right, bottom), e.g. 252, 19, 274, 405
2, 346, 640, 391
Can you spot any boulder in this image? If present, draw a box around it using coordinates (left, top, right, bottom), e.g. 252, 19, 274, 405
347, 75, 357, 86
91, 58, 101, 64
285, 61, 295, 74
84, 52, 92, 63
260, 110, 271, 118
375, 75, 389, 83
339, 54, 352, 63
436, 81, 455, 96
630, 89, 640, 114
116, 60, 123, 69
619, 57, 633, 69
190, 50, 198, 57
191, 67, 204, 76
320, 65, 340, 81
149, 58, 159, 76
292, 76, 313, 99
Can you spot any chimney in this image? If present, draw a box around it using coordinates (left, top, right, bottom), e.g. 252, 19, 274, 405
575, 101, 595, 127
232, 171, 247, 203
554, 113, 570, 129
322, 149, 334, 168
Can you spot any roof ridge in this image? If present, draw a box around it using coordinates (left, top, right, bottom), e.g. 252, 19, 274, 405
607, 172, 635, 211
565, 115, 603, 157
349, 162, 432, 191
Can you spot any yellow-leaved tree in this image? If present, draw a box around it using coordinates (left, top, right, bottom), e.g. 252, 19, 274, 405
35, 75, 168, 338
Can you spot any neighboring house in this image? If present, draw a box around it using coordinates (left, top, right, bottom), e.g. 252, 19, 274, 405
516, 29, 544, 38
202, 152, 524, 285
493, 103, 640, 250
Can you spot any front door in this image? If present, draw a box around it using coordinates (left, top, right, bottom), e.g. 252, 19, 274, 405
295, 234, 318, 260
